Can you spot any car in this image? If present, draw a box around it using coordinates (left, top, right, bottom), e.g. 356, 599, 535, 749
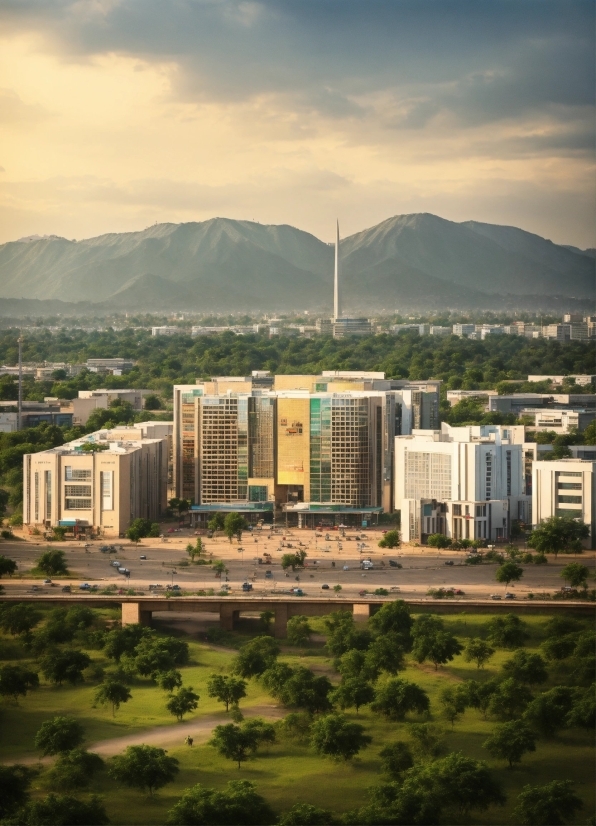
79, 583, 91, 590
389, 560, 402, 568
149, 584, 164, 590
265, 570, 273, 579
31, 585, 39, 591
292, 588, 304, 596
241, 582, 253, 592
139, 555, 147, 560
342, 565, 349, 571
504, 592, 516, 599
321, 584, 330, 590
453, 588, 464, 595
111, 560, 121, 567
390, 586, 401, 592
490, 594, 502, 600
43, 578, 52, 584
358, 589, 367, 596
444, 560, 454, 566
61, 585, 71, 592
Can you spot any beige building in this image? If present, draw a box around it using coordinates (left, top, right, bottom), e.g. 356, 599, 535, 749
23, 422, 172, 538
532, 458, 595, 549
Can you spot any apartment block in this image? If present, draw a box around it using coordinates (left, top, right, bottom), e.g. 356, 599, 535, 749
86, 358, 135, 374
523, 408, 596, 434
395, 423, 530, 543
23, 422, 172, 537
488, 393, 596, 415
532, 459, 595, 549
151, 326, 180, 336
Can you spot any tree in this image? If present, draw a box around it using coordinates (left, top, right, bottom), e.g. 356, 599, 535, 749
167, 779, 276, 826
46, 749, 104, 791
207, 513, 225, 532
365, 632, 406, 675
209, 721, 268, 769
0, 664, 39, 702
412, 628, 462, 670
332, 677, 375, 713
527, 515, 589, 558
408, 723, 446, 761
439, 684, 468, 726
15, 793, 109, 825
212, 559, 228, 578
281, 551, 307, 571
187, 537, 204, 562
40, 648, 91, 686
565, 686, 596, 729
265, 665, 333, 714
0, 603, 41, 636
371, 678, 430, 721
487, 614, 528, 648
166, 686, 199, 721
483, 721, 536, 767
278, 803, 335, 825
287, 615, 311, 646
0, 555, 17, 577
465, 678, 500, 719
502, 650, 548, 685
223, 512, 246, 542
207, 674, 247, 711
36, 549, 68, 575
324, 611, 372, 658
421, 752, 505, 817
513, 780, 583, 825
35, 716, 85, 756
495, 560, 523, 589
379, 741, 414, 779
157, 669, 183, 693
103, 624, 151, 662
560, 562, 590, 589
169, 498, 191, 519
378, 529, 400, 549
523, 686, 575, 737
259, 610, 274, 631
487, 678, 533, 720
368, 600, 413, 650
426, 533, 451, 548
310, 713, 372, 761
464, 638, 495, 669
126, 517, 159, 542
338, 648, 379, 682
0, 764, 33, 819
232, 636, 280, 678
134, 635, 189, 676
109, 744, 179, 795
94, 679, 132, 716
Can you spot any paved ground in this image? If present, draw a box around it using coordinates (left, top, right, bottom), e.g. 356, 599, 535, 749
2, 526, 594, 601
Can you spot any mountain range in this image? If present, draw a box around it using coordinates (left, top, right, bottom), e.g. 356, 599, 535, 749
0, 213, 593, 313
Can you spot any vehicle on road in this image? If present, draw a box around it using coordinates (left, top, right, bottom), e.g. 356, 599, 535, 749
79, 583, 90, 590
504, 592, 516, 599
149, 584, 163, 590
265, 570, 273, 579
360, 560, 374, 570
321, 584, 330, 589
242, 582, 253, 592
490, 594, 502, 600
139, 555, 147, 560
111, 560, 121, 567
292, 588, 304, 596
166, 584, 181, 591
342, 565, 350, 571
390, 586, 401, 592
444, 560, 454, 566
43, 578, 52, 584
61, 585, 71, 592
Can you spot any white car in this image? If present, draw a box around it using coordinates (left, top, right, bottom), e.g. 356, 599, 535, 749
342, 565, 350, 571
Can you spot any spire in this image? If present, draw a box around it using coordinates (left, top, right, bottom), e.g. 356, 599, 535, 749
334, 220, 341, 320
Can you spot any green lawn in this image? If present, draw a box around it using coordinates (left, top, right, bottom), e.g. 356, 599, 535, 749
0, 608, 594, 824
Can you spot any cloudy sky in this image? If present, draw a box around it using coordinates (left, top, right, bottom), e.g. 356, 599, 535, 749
0, 0, 594, 246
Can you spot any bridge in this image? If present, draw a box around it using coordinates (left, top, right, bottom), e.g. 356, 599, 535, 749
0, 595, 593, 637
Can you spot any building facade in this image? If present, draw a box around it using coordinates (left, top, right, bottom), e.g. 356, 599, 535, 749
532, 459, 595, 549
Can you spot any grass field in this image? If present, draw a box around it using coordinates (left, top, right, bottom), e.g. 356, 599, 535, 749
0, 606, 594, 824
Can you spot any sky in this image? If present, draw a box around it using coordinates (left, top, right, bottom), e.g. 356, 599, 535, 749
0, 0, 594, 247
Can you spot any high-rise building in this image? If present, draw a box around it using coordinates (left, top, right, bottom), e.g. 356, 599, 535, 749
328, 222, 372, 338
532, 459, 595, 549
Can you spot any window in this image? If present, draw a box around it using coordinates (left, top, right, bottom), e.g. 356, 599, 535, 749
65, 467, 92, 481
452, 504, 462, 516
45, 471, 51, 520
558, 471, 582, 477
557, 495, 582, 504
34, 472, 39, 522
101, 471, 113, 510
476, 504, 487, 517
65, 498, 92, 509
558, 483, 582, 490
65, 485, 91, 497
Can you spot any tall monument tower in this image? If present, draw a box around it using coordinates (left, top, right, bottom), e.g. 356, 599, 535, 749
333, 220, 341, 321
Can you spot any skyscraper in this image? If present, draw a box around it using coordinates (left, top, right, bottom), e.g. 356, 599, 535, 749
330, 220, 372, 337
334, 220, 341, 321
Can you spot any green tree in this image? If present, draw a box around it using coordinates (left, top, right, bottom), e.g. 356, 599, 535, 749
186, 537, 204, 562
15, 793, 109, 825
0, 604, 39, 636
223, 512, 247, 542
378, 529, 400, 549
264, 665, 333, 714
134, 636, 189, 677
212, 559, 228, 578
379, 741, 414, 779
232, 636, 280, 678
411, 623, 462, 670
207, 674, 247, 712
287, 615, 311, 646
144, 394, 162, 410
156, 669, 183, 693
364, 632, 406, 675
168, 498, 191, 519
46, 749, 104, 791
487, 613, 528, 648
0, 555, 17, 577
94, 679, 132, 716
278, 803, 335, 825
310, 713, 371, 761
36, 549, 68, 575
0, 664, 39, 702
126, 517, 159, 542
338, 648, 379, 682
560, 562, 590, 589
259, 610, 274, 632
371, 678, 430, 721
167, 779, 276, 826
103, 624, 151, 662
502, 650, 548, 685
495, 560, 523, 589
209, 721, 271, 769
513, 780, 583, 825
207, 513, 225, 532
109, 744, 179, 795
487, 678, 533, 720
464, 638, 495, 669
40, 648, 91, 686
281, 551, 307, 571
324, 611, 372, 658
166, 686, 199, 721
527, 515, 590, 558
332, 677, 375, 714
523, 686, 575, 737
368, 599, 413, 650
408, 722, 447, 761
426, 533, 452, 548
565, 686, 596, 729
439, 684, 468, 726
35, 716, 85, 756
483, 721, 536, 767
0, 764, 33, 819
426, 752, 505, 817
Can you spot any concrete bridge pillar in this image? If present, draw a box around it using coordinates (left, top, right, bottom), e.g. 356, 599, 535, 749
274, 604, 289, 638
121, 602, 152, 626
220, 605, 239, 632
352, 603, 371, 622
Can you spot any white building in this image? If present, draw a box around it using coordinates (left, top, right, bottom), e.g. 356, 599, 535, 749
453, 324, 476, 337
532, 459, 595, 548
395, 423, 530, 543
151, 326, 180, 336
523, 408, 596, 434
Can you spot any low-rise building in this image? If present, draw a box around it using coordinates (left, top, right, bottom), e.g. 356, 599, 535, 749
452, 324, 476, 337
532, 458, 595, 548
523, 408, 596, 434
86, 358, 135, 374
151, 326, 180, 336
527, 374, 596, 387
22, 422, 172, 538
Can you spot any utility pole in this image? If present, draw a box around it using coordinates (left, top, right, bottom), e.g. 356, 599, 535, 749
17, 333, 23, 430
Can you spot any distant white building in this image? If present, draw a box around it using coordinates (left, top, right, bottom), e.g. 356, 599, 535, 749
532, 458, 595, 548
151, 326, 180, 336
523, 408, 595, 434
453, 324, 475, 337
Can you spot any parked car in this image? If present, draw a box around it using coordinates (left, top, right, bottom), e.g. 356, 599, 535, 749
139, 554, 147, 560
321, 583, 330, 590
149, 584, 163, 591
389, 560, 402, 568
166, 584, 181, 591
444, 560, 454, 566
490, 594, 502, 600
265, 570, 273, 579
43, 578, 52, 584
79, 583, 91, 590
504, 592, 516, 599
61, 585, 71, 593
342, 565, 350, 571
242, 582, 253, 592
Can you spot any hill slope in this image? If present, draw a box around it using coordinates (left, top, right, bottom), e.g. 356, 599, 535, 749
0, 214, 592, 312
